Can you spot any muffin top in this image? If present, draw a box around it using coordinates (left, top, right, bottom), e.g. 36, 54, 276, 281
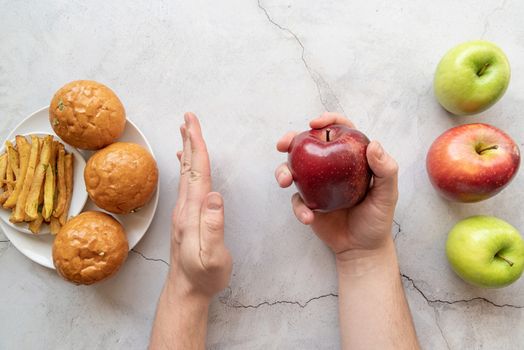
50, 80, 126, 150
52, 211, 128, 285
84, 142, 158, 214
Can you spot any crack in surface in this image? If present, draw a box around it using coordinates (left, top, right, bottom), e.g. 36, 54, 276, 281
432, 307, 451, 350
394, 220, 521, 310
393, 219, 402, 241
481, 0, 508, 38
257, 0, 345, 114
131, 249, 169, 267
401, 273, 524, 309
220, 290, 338, 309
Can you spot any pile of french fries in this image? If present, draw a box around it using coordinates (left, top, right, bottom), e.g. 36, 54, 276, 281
0, 135, 74, 234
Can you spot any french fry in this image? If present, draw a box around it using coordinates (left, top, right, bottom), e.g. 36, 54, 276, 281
28, 212, 44, 234
59, 154, 74, 225
5, 149, 14, 192
1, 135, 75, 232
50, 216, 61, 235
0, 154, 14, 205
0, 154, 7, 189
24, 138, 45, 222
35, 176, 45, 227
0, 192, 9, 204
42, 165, 55, 221
51, 141, 59, 168
52, 141, 60, 207
5, 141, 19, 180
25, 136, 52, 220
42, 141, 58, 221
38, 174, 45, 204
10, 136, 40, 223
53, 144, 66, 217
4, 136, 30, 208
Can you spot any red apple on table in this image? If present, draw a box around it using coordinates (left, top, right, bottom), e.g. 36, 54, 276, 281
426, 123, 520, 202
288, 124, 372, 212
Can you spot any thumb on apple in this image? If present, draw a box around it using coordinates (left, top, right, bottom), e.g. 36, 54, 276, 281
366, 141, 399, 208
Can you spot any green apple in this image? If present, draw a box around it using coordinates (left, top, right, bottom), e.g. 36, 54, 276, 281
446, 216, 524, 288
434, 40, 510, 116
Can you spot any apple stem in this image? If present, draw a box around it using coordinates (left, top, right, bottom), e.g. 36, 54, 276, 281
326, 129, 331, 142
476, 145, 498, 154
477, 62, 490, 77
496, 253, 514, 267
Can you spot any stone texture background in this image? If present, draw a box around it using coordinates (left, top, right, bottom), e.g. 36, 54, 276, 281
1, 0, 524, 349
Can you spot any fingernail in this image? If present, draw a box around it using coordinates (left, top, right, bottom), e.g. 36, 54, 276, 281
375, 142, 384, 160
207, 193, 223, 210
301, 212, 309, 224
278, 169, 289, 183
184, 113, 191, 124
301, 212, 309, 223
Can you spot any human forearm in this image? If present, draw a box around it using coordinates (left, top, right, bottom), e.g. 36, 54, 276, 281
336, 237, 419, 350
149, 275, 210, 350
149, 114, 232, 349
275, 113, 417, 347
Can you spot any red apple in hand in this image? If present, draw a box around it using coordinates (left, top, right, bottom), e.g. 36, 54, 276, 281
426, 123, 520, 202
288, 124, 372, 212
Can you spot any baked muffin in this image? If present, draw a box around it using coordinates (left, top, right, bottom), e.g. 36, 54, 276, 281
52, 211, 128, 285
84, 142, 158, 214
49, 80, 126, 150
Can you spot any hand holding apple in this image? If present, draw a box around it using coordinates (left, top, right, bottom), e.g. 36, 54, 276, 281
446, 216, 524, 288
288, 124, 371, 212
275, 113, 399, 259
434, 40, 510, 116
426, 123, 520, 202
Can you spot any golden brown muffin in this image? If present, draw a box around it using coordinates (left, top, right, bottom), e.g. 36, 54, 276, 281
52, 211, 128, 285
49, 80, 126, 150
84, 142, 158, 214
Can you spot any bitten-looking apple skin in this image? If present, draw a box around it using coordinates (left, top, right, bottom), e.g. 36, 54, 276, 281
426, 123, 520, 202
288, 124, 371, 212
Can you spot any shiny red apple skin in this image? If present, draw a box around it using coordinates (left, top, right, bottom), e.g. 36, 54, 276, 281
426, 123, 520, 203
288, 124, 371, 212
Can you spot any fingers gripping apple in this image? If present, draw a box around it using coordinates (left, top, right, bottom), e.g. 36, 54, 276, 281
288, 124, 372, 212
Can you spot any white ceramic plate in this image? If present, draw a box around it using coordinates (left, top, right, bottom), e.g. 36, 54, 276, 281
0, 133, 88, 234
0, 106, 159, 269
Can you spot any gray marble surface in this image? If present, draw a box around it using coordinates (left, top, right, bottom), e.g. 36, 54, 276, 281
1, 0, 524, 349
